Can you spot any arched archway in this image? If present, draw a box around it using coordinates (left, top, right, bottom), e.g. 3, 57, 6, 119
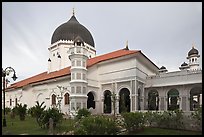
87, 92, 95, 109
51, 94, 56, 106
119, 88, 130, 113
190, 87, 202, 111
64, 93, 70, 105
167, 89, 179, 110
104, 90, 112, 113
148, 90, 159, 110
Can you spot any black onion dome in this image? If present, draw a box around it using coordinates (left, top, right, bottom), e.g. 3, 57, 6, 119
181, 62, 188, 66
160, 66, 166, 70
188, 47, 198, 56
51, 15, 95, 47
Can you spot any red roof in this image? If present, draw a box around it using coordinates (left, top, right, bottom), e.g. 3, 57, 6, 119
7, 49, 139, 90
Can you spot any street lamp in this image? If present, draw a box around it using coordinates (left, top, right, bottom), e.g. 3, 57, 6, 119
2, 67, 17, 127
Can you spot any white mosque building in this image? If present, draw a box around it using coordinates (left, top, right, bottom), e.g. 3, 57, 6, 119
4, 11, 202, 116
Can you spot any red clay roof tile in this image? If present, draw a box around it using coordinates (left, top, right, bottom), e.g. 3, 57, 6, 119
6, 49, 139, 90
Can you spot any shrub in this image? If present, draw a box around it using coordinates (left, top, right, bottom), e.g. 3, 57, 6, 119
74, 115, 118, 135
27, 106, 36, 117
4, 107, 11, 114
144, 111, 160, 127
16, 103, 27, 121
76, 108, 91, 120
33, 101, 46, 125
190, 106, 202, 131
38, 107, 63, 129
122, 112, 145, 133
153, 109, 184, 129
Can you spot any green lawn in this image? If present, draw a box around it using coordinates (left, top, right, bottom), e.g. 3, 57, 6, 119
132, 127, 202, 135
2, 114, 75, 135
2, 114, 202, 135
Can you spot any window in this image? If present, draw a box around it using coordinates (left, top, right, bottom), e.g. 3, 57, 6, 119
71, 87, 75, 94
76, 60, 81, 66
82, 73, 86, 80
72, 60, 75, 66
10, 99, 12, 106
76, 73, 81, 79
64, 93, 70, 105
192, 58, 194, 62
76, 47, 81, 53
15, 98, 18, 106
76, 86, 81, 94
82, 61, 86, 67
76, 102, 81, 109
71, 73, 75, 80
83, 87, 86, 94
52, 94, 56, 105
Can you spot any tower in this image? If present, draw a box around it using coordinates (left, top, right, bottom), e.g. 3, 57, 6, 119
187, 43, 200, 71
68, 36, 89, 117
48, 10, 96, 73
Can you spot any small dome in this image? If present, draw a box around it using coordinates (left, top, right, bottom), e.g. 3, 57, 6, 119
188, 47, 198, 56
160, 66, 166, 70
51, 15, 95, 47
181, 62, 188, 66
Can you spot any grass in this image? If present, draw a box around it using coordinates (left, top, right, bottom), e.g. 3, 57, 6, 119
132, 127, 202, 135
2, 114, 202, 135
2, 114, 75, 135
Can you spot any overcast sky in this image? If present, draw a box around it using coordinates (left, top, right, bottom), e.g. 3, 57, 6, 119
2, 2, 202, 83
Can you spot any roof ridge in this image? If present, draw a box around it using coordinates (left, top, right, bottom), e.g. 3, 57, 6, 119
7, 49, 140, 90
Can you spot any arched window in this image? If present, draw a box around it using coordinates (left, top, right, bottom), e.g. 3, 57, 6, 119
52, 94, 56, 105
10, 99, 12, 106
148, 90, 159, 110
15, 98, 18, 106
167, 89, 179, 110
104, 90, 112, 113
87, 92, 95, 109
119, 88, 130, 113
64, 93, 70, 105
190, 87, 202, 111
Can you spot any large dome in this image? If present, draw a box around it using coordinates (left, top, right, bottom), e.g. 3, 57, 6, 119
51, 15, 95, 47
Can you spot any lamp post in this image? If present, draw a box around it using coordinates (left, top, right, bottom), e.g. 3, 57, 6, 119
2, 67, 17, 127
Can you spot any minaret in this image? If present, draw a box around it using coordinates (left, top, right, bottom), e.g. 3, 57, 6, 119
68, 36, 88, 117
186, 42, 200, 70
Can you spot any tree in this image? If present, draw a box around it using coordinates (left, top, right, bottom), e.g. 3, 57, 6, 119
16, 103, 27, 121
34, 101, 46, 125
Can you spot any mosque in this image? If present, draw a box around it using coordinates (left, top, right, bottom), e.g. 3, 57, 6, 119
5, 10, 202, 116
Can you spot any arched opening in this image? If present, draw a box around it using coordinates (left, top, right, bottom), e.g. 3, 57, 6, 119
167, 89, 179, 110
138, 88, 141, 110
51, 94, 56, 105
104, 90, 112, 113
87, 92, 95, 109
190, 87, 202, 111
64, 93, 70, 105
119, 88, 130, 113
148, 90, 159, 110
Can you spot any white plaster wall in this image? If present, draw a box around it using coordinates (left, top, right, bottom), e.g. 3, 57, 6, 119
98, 57, 136, 82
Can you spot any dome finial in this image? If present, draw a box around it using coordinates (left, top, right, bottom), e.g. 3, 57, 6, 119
192, 41, 195, 48
72, 7, 75, 16
123, 40, 129, 50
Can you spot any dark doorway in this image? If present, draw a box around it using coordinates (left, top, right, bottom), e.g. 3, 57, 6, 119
104, 90, 112, 113
148, 90, 159, 110
119, 88, 130, 113
87, 92, 95, 109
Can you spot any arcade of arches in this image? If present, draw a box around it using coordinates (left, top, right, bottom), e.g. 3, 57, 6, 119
63, 85, 202, 114
146, 85, 202, 111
